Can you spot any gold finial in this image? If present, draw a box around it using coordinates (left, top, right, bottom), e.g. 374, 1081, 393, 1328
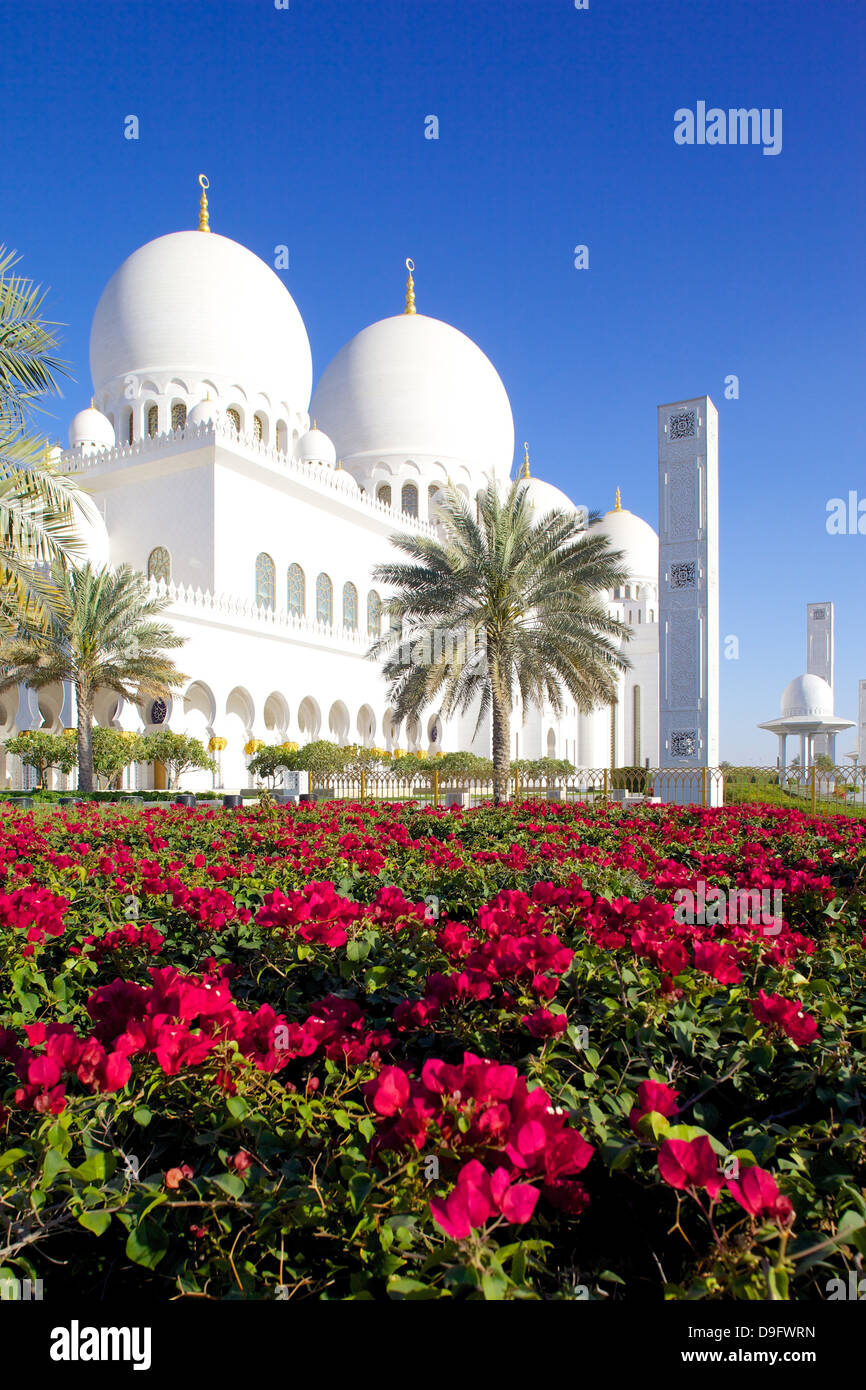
90, 397, 95, 409
520, 441, 531, 479
198, 174, 211, 232
337, 458, 343, 470
614, 486, 622, 511
312, 419, 317, 430
404, 257, 416, 314
44, 438, 51, 463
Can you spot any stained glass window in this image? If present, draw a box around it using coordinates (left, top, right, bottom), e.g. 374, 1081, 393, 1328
147, 546, 171, 584
343, 582, 358, 630
316, 573, 333, 625
253, 414, 263, 442
255, 552, 276, 610
402, 483, 418, 517
171, 403, 187, 430
227, 408, 241, 434
146, 405, 158, 437
367, 589, 381, 637
287, 563, 305, 616
377, 484, 391, 506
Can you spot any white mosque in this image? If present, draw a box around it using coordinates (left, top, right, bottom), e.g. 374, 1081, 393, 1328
2, 177, 662, 791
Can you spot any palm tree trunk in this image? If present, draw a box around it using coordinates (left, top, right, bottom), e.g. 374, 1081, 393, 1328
491, 682, 511, 805
76, 682, 94, 793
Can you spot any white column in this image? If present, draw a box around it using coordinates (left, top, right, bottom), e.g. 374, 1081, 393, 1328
657, 397, 720, 804
778, 732, 787, 783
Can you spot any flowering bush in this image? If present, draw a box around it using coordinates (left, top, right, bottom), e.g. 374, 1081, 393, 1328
0, 796, 864, 1301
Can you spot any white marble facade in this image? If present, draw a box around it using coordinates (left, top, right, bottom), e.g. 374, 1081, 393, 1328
1, 201, 665, 791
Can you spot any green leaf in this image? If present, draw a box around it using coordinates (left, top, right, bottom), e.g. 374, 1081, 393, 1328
125, 1220, 168, 1269
348, 1172, 374, 1213
226, 1096, 248, 1120
78, 1210, 112, 1236
0, 1149, 28, 1172
213, 1172, 245, 1198
74, 1153, 116, 1182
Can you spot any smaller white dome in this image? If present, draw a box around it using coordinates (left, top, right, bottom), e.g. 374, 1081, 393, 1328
590, 501, 658, 581
517, 475, 581, 517
188, 398, 220, 427
333, 464, 359, 492
781, 674, 834, 718
69, 407, 115, 454
296, 425, 337, 467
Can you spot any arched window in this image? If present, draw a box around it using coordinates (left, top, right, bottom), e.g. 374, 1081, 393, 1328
147, 546, 171, 584
343, 581, 358, 630
146, 404, 158, 437
316, 573, 333, 625
276, 421, 288, 453
253, 414, 264, 442
637, 610, 642, 623
377, 484, 392, 507
367, 589, 382, 637
227, 408, 241, 434
171, 402, 187, 430
633, 686, 642, 767
649, 609, 655, 623
126, 409, 134, 445
287, 563, 305, 616
402, 483, 418, 517
255, 552, 276, 610
625, 585, 631, 600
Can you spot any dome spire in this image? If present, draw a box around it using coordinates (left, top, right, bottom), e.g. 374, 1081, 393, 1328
404, 258, 416, 314
198, 174, 211, 232
520, 441, 531, 479
614, 486, 622, 511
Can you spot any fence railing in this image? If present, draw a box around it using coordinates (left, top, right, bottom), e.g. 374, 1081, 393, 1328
291, 765, 866, 816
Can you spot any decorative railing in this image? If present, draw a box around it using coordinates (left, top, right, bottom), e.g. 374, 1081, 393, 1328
147, 577, 371, 649
60, 419, 438, 535
276, 764, 866, 815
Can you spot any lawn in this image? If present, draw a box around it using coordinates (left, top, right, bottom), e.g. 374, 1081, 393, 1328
0, 797, 864, 1301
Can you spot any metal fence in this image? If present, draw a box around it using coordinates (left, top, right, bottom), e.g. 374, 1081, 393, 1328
299, 765, 866, 816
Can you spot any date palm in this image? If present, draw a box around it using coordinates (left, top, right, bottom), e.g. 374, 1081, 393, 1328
0, 561, 187, 791
0, 244, 92, 634
371, 477, 631, 802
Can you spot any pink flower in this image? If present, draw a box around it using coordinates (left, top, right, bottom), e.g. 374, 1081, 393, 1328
658, 1136, 724, 1197
365, 1066, 410, 1116
520, 1007, 568, 1039
629, 1079, 680, 1134
751, 991, 818, 1045
727, 1165, 794, 1224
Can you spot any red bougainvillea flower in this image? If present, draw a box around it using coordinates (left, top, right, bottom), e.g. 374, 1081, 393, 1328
751, 990, 819, 1045
726, 1165, 794, 1224
658, 1136, 724, 1197
229, 1150, 253, 1174
363, 1065, 411, 1116
430, 1158, 539, 1239
629, 1079, 680, 1134
520, 1007, 568, 1040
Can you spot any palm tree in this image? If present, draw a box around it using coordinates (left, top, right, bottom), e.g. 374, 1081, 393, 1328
0, 561, 188, 791
370, 478, 632, 802
0, 244, 92, 634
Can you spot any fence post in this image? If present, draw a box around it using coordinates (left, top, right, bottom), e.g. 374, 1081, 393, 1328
701, 766, 707, 808
810, 764, 817, 815
603, 768, 610, 801
359, 769, 366, 802
432, 769, 439, 808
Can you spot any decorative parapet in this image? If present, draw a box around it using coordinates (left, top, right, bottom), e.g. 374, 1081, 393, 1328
61, 419, 438, 536
148, 576, 371, 650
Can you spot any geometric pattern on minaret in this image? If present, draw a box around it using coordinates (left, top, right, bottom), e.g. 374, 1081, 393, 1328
657, 396, 721, 803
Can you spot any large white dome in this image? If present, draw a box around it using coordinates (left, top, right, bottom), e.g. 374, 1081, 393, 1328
590, 501, 658, 581
309, 313, 514, 483
781, 674, 834, 718
89, 231, 312, 415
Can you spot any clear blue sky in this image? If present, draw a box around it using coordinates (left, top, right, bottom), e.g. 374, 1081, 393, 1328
1, 0, 863, 761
